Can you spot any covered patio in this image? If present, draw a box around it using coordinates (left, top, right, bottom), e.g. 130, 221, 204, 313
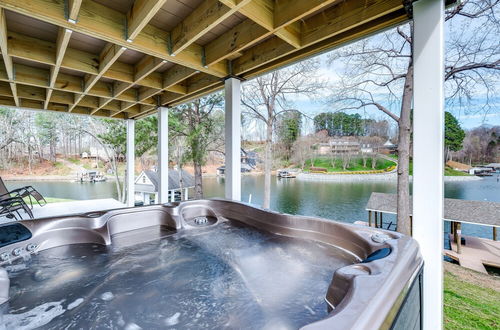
0, 0, 452, 328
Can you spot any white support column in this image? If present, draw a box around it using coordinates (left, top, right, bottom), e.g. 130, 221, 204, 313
158, 107, 169, 204
413, 1, 445, 329
126, 119, 135, 207
184, 188, 188, 201
224, 77, 241, 201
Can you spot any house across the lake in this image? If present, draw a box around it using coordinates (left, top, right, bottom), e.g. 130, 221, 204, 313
134, 169, 194, 205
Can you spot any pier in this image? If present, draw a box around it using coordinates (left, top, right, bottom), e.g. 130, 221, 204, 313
365, 192, 500, 274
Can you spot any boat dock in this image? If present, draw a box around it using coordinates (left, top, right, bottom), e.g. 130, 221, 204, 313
445, 234, 500, 274
365, 192, 500, 274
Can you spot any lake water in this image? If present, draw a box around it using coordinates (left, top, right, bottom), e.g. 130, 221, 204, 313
6, 175, 500, 239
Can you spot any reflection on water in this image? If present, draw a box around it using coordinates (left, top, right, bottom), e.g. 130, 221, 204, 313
7, 175, 500, 239
3, 221, 355, 329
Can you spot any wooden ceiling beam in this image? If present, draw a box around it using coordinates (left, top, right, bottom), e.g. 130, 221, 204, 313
5, 32, 171, 102
273, 0, 341, 29
233, 0, 405, 75
162, 5, 408, 110
204, 19, 268, 66
67, 0, 82, 24
301, 0, 404, 46
126, 0, 168, 42
45, 27, 73, 108
170, 0, 251, 56
0, 0, 227, 77
97, 54, 165, 115
72, 43, 126, 112
0, 9, 18, 106
221, 0, 299, 48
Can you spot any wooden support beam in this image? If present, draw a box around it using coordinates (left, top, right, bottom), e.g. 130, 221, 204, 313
0, 9, 18, 106
152, 5, 408, 112
222, 0, 300, 48
301, 0, 404, 46
126, 0, 168, 41
45, 27, 73, 108
96, 55, 165, 114
71, 43, 126, 112
163, 65, 197, 89
0, 0, 228, 77
170, 0, 251, 55
233, 0, 405, 75
204, 19, 268, 66
135, 56, 165, 82
273, 0, 341, 29
67, 0, 82, 23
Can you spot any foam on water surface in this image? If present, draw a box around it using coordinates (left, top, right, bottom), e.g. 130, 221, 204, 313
1, 220, 357, 329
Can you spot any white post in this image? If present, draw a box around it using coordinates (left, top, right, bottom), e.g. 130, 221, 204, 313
158, 107, 169, 203
413, 1, 444, 329
126, 119, 135, 207
144, 193, 150, 205
184, 188, 188, 201
224, 77, 241, 201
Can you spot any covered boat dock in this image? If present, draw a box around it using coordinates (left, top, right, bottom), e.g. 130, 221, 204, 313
366, 192, 500, 274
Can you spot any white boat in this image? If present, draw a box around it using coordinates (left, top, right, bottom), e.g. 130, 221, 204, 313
277, 169, 297, 178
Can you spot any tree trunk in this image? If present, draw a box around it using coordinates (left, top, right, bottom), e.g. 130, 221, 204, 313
194, 162, 203, 199
396, 63, 413, 236
263, 121, 272, 209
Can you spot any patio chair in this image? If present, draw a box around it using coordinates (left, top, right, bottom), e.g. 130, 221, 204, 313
0, 177, 47, 208
0, 196, 34, 220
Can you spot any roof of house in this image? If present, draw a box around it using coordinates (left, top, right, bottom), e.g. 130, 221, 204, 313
135, 169, 194, 193
366, 192, 500, 227
0, 0, 414, 119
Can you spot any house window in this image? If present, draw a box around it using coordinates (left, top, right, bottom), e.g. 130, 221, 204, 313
143, 176, 146, 183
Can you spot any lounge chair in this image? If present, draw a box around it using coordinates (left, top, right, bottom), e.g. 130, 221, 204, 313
0, 196, 34, 220
0, 177, 47, 208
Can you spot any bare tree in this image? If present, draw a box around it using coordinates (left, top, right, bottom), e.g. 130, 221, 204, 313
328, 0, 499, 235
291, 136, 314, 170
341, 151, 353, 171
242, 60, 324, 208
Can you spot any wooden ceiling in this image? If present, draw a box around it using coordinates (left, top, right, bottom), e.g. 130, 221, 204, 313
0, 0, 410, 119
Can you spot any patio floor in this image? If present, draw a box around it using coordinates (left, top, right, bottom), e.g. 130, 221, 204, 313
0, 198, 126, 223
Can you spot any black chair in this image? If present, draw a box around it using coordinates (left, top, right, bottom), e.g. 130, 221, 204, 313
0, 196, 34, 220
0, 177, 47, 208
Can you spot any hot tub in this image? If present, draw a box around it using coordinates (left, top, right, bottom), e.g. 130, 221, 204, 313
0, 199, 422, 329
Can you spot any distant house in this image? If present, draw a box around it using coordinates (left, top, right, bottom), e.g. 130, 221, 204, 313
134, 169, 195, 205
217, 148, 258, 175
317, 140, 361, 155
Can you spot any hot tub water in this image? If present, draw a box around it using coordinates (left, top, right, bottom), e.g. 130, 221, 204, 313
1, 220, 357, 329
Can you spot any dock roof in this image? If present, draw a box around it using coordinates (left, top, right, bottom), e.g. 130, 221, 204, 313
366, 192, 500, 228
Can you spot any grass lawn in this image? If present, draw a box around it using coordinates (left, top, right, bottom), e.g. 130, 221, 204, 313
304, 157, 395, 172
408, 162, 472, 176
444, 265, 500, 329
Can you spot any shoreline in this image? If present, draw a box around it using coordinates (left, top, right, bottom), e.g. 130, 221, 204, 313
3, 172, 483, 183
297, 172, 482, 182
